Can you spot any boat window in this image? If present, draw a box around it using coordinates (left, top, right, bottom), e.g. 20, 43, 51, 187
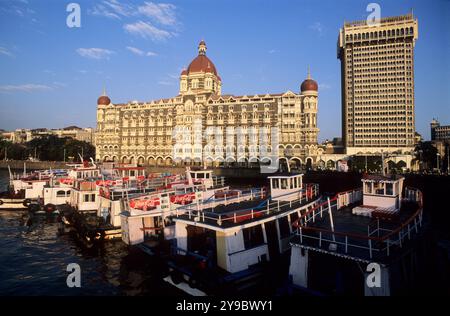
272, 179, 279, 189
66, 190, 71, 196
278, 216, 291, 238
196, 173, 205, 179
364, 182, 372, 194
386, 183, 393, 195
56, 190, 66, 197
374, 182, 385, 195
243, 225, 264, 249
84, 194, 96, 202
281, 178, 288, 189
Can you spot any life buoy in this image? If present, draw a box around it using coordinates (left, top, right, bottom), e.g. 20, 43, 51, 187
23, 199, 31, 207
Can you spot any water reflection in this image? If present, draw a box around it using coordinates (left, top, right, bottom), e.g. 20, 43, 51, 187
0, 209, 181, 296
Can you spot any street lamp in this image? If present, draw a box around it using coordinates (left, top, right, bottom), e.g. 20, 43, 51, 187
436, 152, 440, 172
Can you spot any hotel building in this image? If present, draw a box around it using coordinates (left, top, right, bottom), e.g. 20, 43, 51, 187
338, 13, 418, 155
95, 41, 322, 168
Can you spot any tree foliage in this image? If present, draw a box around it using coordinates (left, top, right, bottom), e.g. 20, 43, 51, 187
0, 135, 95, 161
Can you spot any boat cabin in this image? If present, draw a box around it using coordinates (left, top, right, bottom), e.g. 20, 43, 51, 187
268, 173, 304, 201
353, 174, 404, 217
68, 167, 101, 180
43, 187, 72, 205
70, 179, 100, 212
113, 164, 146, 181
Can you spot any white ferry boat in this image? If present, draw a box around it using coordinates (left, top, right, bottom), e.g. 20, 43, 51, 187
160, 172, 321, 295
288, 174, 426, 296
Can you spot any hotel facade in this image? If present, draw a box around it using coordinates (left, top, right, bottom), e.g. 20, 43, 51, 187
95, 41, 322, 168
338, 13, 418, 156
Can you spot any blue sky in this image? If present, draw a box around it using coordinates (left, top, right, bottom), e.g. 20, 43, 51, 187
0, 0, 449, 142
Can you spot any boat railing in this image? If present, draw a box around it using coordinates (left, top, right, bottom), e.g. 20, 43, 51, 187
293, 187, 424, 260
174, 184, 320, 227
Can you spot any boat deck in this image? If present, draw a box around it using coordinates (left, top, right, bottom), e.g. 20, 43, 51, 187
291, 200, 423, 263
175, 193, 321, 228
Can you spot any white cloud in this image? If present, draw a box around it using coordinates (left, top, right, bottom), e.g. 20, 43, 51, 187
76, 48, 115, 60
52, 82, 67, 88
124, 21, 172, 41
88, 0, 133, 19
0, 84, 53, 93
309, 22, 324, 35
126, 46, 145, 56
126, 46, 158, 57
89, 4, 121, 19
268, 49, 278, 54
0, 47, 14, 58
88, 1, 180, 41
319, 83, 331, 90
138, 2, 177, 26
104, 0, 133, 17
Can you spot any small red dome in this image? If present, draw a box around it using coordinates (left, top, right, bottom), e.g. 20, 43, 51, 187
181, 69, 188, 76
301, 79, 318, 92
97, 95, 111, 105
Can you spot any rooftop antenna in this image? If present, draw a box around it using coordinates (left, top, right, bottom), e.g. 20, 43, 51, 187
307, 65, 311, 79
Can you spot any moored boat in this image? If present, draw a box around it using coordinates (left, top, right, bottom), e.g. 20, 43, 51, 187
287, 174, 427, 296
140, 172, 321, 295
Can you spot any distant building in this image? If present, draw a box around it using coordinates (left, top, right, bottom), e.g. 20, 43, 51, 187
337, 13, 418, 156
430, 119, 450, 168
2, 127, 95, 144
430, 118, 450, 142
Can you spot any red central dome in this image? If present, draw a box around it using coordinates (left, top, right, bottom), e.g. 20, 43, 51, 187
184, 40, 218, 76
187, 55, 217, 75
